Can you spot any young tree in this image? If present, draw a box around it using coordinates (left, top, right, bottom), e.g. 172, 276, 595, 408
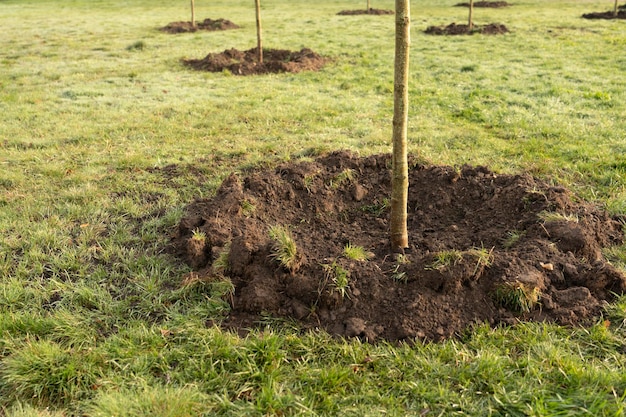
468, 0, 474, 30
190, 0, 196, 28
367, 0, 371, 10
390, 0, 410, 250
614, 0, 619, 17
255, 0, 263, 63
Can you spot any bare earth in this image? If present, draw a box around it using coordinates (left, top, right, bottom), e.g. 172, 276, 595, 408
182, 48, 327, 76
582, 10, 626, 20
171, 151, 626, 342
425, 23, 510, 35
337, 9, 394, 15
454, 1, 511, 7
160, 18, 239, 34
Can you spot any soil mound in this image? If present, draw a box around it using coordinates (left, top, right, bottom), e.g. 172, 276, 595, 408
582, 10, 626, 19
425, 22, 509, 35
160, 18, 239, 34
454, 1, 510, 7
182, 47, 326, 76
337, 9, 394, 15
172, 151, 626, 342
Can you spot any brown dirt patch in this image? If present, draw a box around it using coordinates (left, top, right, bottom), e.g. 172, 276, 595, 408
425, 22, 510, 35
454, 1, 511, 7
182, 47, 327, 76
582, 10, 626, 20
160, 18, 239, 34
172, 151, 626, 343
337, 9, 394, 15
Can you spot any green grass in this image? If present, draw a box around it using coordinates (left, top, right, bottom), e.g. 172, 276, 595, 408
343, 243, 372, 261
503, 230, 525, 249
268, 225, 300, 272
538, 210, 580, 223
493, 281, 542, 313
1, 0, 626, 415
322, 260, 351, 299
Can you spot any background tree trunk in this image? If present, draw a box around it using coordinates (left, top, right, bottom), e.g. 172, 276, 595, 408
390, 0, 410, 250
367, 0, 371, 11
190, 0, 196, 28
614, 0, 619, 17
468, 0, 474, 30
255, 0, 263, 63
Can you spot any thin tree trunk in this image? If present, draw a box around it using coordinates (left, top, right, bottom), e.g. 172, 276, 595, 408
390, 0, 410, 250
614, 0, 619, 17
367, 0, 371, 11
191, 0, 196, 28
468, 0, 474, 30
255, 0, 263, 64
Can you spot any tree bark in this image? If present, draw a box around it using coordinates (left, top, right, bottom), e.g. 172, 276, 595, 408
367, 0, 371, 11
614, 0, 619, 17
255, 0, 263, 64
390, 0, 410, 250
191, 0, 196, 28
468, 0, 474, 30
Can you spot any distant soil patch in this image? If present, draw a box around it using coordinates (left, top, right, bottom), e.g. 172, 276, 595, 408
160, 18, 239, 34
454, 1, 510, 7
172, 151, 626, 343
337, 8, 394, 15
182, 47, 326, 75
582, 10, 626, 19
425, 22, 509, 35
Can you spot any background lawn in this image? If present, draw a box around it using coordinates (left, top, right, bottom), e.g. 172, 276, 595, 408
1, 0, 625, 415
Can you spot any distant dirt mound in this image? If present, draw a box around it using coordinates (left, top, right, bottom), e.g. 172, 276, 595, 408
337, 8, 394, 15
160, 18, 239, 34
182, 47, 327, 75
582, 10, 626, 19
454, 1, 511, 7
172, 151, 626, 342
425, 22, 509, 35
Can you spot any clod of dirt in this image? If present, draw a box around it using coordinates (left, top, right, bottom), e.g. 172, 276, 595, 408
425, 22, 510, 35
172, 151, 626, 343
182, 47, 327, 76
582, 10, 626, 19
160, 18, 239, 34
454, 1, 511, 7
337, 9, 394, 15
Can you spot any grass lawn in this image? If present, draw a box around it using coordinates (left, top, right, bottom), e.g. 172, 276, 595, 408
1, 0, 626, 415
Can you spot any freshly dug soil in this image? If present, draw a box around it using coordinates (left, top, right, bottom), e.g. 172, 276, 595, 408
160, 18, 239, 34
582, 10, 626, 19
182, 47, 326, 75
425, 22, 509, 35
337, 9, 394, 15
454, 1, 510, 7
172, 151, 626, 342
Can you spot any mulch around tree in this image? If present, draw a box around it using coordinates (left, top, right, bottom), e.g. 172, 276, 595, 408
160, 18, 239, 34
337, 8, 394, 15
171, 151, 626, 343
425, 22, 509, 35
454, 1, 511, 7
182, 47, 327, 76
